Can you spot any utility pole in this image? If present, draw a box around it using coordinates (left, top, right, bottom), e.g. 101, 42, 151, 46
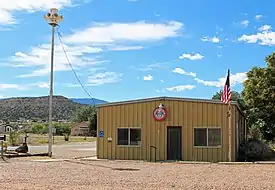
44, 8, 63, 157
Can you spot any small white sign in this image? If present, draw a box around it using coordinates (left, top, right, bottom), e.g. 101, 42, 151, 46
107, 137, 112, 142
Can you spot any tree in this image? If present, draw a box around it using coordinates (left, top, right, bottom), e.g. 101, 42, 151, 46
72, 105, 97, 136
88, 112, 97, 136
242, 52, 275, 140
31, 123, 48, 134
72, 106, 95, 122
53, 123, 72, 136
212, 90, 245, 110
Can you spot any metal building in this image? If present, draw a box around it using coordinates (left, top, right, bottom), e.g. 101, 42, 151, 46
96, 97, 246, 162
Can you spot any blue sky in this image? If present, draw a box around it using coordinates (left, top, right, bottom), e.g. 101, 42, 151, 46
0, 0, 274, 102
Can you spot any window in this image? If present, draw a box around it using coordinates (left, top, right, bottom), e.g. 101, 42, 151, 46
194, 128, 207, 146
117, 128, 141, 146
194, 128, 221, 147
208, 128, 221, 146
117, 129, 129, 145
130, 129, 141, 145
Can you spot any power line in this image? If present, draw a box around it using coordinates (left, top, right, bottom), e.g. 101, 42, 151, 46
56, 27, 96, 107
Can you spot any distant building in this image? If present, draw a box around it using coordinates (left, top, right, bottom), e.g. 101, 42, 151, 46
0, 125, 14, 133
71, 121, 89, 136
58, 119, 69, 123
17, 117, 26, 123
18, 125, 31, 131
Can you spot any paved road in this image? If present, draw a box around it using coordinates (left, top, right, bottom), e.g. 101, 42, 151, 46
5, 141, 96, 159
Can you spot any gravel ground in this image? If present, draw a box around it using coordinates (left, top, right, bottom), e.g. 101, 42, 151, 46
0, 159, 275, 190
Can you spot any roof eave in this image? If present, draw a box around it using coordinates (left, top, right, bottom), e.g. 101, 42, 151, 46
95, 96, 240, 108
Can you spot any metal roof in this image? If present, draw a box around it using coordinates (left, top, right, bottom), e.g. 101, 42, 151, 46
96, 96, 244, 116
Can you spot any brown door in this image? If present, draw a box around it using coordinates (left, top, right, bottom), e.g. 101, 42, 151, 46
167, 126, 182, 160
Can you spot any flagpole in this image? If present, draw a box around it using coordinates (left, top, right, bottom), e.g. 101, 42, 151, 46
228, 103, 232, 162
222, 69, 232, 162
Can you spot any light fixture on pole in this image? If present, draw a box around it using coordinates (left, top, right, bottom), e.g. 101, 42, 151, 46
44, 8, 63, 157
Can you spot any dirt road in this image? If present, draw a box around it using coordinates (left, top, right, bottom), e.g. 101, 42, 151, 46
1, 159, 275, 190
7, 141, 96, 159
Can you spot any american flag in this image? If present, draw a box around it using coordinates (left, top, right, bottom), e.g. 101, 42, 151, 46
221, 69, 232, 104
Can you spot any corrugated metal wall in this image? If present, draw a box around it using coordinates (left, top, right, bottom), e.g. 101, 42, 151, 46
97, 99, 245, 162
234, 108, 246, 160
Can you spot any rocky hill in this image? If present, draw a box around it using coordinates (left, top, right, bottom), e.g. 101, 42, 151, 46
0, 96, 84, 121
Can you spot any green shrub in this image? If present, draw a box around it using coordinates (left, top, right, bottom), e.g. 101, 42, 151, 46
9, 131, 20, 146
90, 130, 97, 137
238, 138, 275, 161
38, 139, 48, 144
53, 123, 72, 136
31, 123, 48, 134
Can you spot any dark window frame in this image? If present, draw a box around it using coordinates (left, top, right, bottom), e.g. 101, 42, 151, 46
117, 128, 141, 146
194, 128, 207, 146
193, 127, 222, 147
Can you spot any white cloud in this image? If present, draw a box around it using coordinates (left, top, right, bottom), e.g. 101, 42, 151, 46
63, 21, 183, 44
179, 53, 204, 60
154, 12, 161, 17
172, 68, 196, 77
107, 46, 144, 51
166, 85, 195, 92
238, 25, 275, 46
201, 36, 220, 43
29, 82, 49, 88
138, 62, 168, 71
89, 67, 105, 73
7, 20, 183, 78
0, 9, 15, 25
0, 82, 53, 92
255, 14, 263, 20
9, 42, 104, 78
194, 72, 247, 87
143, 74, 153, 81
0, 81, 53, 91
240, 20, 249, 27
87, 72, 122, 86
0, 0, 80, 25
67, 71, 122, 87
0, 83, 26, 90
258, 25, 271, 31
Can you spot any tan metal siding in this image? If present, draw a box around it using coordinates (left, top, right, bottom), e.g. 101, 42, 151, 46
97, 99, 239, 162
97, 107, 103, 158
231, 106, 236, 161
233, 106, 246, 160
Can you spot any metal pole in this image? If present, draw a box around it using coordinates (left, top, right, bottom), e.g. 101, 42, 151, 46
1, 141, 3, 159
44, 8, 63, 158
48, 25, 55, 157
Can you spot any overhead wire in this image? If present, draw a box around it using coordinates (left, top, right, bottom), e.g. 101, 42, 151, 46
55, 26, 96, 107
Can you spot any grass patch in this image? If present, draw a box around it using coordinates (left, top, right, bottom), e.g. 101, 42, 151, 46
0, 133, 96, 146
